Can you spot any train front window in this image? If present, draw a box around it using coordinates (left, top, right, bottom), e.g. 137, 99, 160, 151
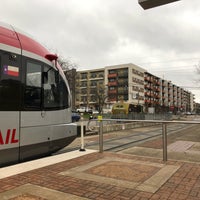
43, 65, 69, 109
25, 62, 42, 109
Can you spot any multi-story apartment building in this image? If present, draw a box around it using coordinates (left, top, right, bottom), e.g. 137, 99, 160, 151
144, 72, 161, 112
195, 102, 200, 114
143, 72, 194, 113
75, 63, 195, 113
76, 68, 104, 110
105, 63, 146, 106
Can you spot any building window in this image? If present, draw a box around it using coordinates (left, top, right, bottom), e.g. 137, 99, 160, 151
81, 73, 87, 79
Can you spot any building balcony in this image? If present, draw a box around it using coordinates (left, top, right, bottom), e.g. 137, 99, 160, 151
118, 79, 128, 85
89, 76, 104, 80
154, 80, 160, 86
144, 84, 151, 89
118, 72, 128, 77
145, 99, 151, 103
154, 101, 160, 105
155, 95, 160, 99
118, 91, 128, 95
155, 87, 160, 92
118, 87, 128, 93
144, 76, 154, 83
108, 73, 117, 78
108, 97, 117, 102
108, 81, 118, 86
144, 76, 151, 82
145, 92, 151, 97
108, 90, 117, 94
90, 84, 97, 87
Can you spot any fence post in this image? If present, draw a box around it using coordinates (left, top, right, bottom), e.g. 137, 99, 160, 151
98, 116, 103, 153
79, 113, 86, 151
162, 123, 167, 162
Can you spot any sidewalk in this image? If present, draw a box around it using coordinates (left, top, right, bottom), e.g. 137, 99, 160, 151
0, 149, 200, 200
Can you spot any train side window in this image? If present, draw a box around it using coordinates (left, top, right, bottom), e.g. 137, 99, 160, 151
43, 65, 69, 109
0, 51, 21, 111
24, 62, 42, 109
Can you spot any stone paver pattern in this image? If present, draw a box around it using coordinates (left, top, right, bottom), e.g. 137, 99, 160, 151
0, 152, 200, 200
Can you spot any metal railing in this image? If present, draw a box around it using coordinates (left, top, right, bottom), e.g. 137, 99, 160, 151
87, 118, 200, 162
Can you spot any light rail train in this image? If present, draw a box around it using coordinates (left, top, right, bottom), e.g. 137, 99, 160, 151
0, 22, 77, 167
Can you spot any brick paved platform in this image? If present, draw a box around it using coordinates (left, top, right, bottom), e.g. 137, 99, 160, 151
0, 150, 200, 200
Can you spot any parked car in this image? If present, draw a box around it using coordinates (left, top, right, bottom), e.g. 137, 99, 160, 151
76, 107, 86, 113
186, 112, 192, 115
92, 110, 99, 114
76, 107, 92, 114
103, 108, 112, 114
72, 111, 81, 122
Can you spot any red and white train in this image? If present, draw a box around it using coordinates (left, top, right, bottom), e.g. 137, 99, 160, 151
0, 22, 77, 167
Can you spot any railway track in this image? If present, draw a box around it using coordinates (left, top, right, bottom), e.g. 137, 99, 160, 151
90, 123, 194, 152
56, 123, 195, 154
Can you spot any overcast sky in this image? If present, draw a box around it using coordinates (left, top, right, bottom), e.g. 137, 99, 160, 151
1, 0, 200, 102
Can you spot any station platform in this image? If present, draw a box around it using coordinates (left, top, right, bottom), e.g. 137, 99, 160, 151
0, 147, 200, 200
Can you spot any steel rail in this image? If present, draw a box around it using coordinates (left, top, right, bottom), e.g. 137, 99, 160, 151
88, 118, 200, 162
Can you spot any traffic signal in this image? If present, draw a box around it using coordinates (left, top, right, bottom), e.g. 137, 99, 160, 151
138, 0, 181, 10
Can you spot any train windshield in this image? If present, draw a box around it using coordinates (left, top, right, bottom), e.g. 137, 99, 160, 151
25, 60, 69, 110
0, 50, 70, 111
43, 65, 69, 109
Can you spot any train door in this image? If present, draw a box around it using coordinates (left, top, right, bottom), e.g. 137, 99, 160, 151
20, 59, 70, 161
20, 60, 51, 161
0, 50, 21, 166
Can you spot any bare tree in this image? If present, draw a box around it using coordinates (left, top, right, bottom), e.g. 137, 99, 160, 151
58, 56, 77, 71
58, 56, 78, 109
95, 86, 108, 114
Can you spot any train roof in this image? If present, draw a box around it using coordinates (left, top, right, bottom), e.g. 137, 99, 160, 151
0, 22, 54, 61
